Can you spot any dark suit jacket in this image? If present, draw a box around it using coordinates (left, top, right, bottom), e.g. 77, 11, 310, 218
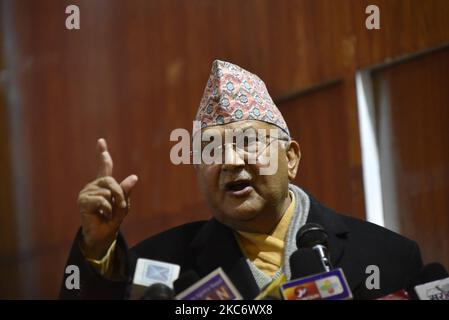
59, 194, 423, 300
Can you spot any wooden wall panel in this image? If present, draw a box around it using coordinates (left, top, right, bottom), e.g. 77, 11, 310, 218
278, 82, 366, 220
372, 47, 449, 270
352, 0, 449, 69
0, 14, 21, 299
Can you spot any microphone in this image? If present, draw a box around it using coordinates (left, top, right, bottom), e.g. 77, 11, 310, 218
414, 263, 448, 285
128, 258, 180, 299
290, 247, 326, 279
376, 263, 449, 300
375, 289, 411, 300
413, 263, 449, 300
254, 248, 328, 300
141, 283, 175, 300
296, 223, 332, 272
280, 223, 352, 300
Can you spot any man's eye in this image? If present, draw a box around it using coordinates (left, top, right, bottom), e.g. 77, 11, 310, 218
201, 138, 216, 150
243, 139, 259, 153
243, 137, 258, 146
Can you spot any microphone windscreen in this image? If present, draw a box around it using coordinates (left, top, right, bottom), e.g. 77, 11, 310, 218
413, 263, 449, 286
296, 223, 329, 249
141, 283, 174, 300
290, 248, 325, 279
409, 263, 449, 300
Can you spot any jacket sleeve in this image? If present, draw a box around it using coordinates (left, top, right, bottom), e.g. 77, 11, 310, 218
59, 228, 131, 300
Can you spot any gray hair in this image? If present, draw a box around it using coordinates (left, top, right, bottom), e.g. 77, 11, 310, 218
277, 127, 291, 149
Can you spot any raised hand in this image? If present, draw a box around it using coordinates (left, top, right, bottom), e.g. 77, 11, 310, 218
77, 138, 138, 259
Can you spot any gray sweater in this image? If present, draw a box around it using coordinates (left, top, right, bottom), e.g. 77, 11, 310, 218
245, 184, 310, 289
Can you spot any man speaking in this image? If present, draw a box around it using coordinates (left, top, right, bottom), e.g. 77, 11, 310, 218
60, 60, 423, 299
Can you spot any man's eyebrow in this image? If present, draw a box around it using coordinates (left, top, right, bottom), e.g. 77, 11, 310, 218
232, 125, 258, 133
201, 124, 266, 136
235, 125, 280, 136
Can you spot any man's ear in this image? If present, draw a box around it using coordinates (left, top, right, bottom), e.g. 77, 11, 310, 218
286, 140, 301, 181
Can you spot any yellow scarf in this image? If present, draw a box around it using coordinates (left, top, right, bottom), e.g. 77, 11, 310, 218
236, 191, 296, 277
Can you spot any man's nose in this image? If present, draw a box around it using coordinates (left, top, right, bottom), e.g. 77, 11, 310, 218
221, 145, 245, 170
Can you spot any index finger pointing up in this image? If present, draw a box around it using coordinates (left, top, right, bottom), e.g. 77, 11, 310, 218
97, 138, 113, 177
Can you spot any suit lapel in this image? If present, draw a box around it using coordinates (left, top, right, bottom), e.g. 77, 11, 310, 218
189, 219, 260, 299
306, 196, 348, 267
188, 193, 366, 298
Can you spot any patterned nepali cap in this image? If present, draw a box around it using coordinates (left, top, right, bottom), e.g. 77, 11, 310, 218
195, 60, 290, 136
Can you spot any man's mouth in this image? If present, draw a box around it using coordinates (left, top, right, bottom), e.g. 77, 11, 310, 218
224, 180, 254, 197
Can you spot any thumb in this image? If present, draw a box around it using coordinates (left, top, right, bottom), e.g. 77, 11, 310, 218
120, 174, 138, 197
